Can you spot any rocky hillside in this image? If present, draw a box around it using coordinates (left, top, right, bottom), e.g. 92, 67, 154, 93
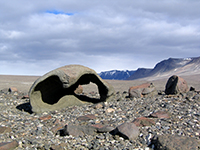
128, 56, 200, 80
99, 56, 200, 80
99, 70, 136, 80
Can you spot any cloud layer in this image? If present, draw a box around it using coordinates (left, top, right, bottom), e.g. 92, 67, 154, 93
1, 0, 200, 75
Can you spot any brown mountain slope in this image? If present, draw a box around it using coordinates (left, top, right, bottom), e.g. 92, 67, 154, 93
128, 56, 200, 80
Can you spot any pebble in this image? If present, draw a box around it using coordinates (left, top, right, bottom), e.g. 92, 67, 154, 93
106, 108, 115, 113
0, 89, 199, 149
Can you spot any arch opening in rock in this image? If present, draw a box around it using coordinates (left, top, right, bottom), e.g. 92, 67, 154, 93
81, 82, 100, 99
34, 74, 108, 105
29, 65, 115, 113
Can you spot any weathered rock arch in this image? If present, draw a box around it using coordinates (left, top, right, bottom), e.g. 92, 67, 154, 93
29, 65, 115, 113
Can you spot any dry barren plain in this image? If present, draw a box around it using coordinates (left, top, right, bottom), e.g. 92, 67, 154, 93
0, 74, 200, 93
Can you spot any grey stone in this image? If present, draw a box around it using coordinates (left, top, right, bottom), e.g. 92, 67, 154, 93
149, 111, 170, 119
63, 124, 96, 137
115, 122, 139, 141
151, 135, 200, 150
29, 65, 115, 113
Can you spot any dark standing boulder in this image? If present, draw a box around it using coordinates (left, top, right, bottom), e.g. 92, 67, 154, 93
128, 83, 157, 98
165, 75, 189, 95
29, 65, 115, 113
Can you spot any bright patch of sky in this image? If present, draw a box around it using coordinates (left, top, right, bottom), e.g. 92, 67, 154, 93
45, 10, 75, 16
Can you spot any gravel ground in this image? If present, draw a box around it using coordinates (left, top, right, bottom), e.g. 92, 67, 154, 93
0, 74, 199, 149
0, 88, 199, 149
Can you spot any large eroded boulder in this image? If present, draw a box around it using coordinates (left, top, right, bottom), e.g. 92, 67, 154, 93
29, 65, 115, 113
165, 75, 189, 95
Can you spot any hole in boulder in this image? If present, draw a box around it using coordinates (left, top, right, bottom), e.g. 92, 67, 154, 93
34, 74, 108, 105
81, 82, 100, 99
34, 76, 71, 105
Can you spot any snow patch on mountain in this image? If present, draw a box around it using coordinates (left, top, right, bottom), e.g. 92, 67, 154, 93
99, 70, 136, 80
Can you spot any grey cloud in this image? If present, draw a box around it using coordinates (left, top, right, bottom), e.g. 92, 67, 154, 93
0, 0, 200, 75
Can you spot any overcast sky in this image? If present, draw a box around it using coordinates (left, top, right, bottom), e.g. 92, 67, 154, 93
0, 0, 200, 75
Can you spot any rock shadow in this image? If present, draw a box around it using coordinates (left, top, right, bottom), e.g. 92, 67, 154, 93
16, 102, 33, 114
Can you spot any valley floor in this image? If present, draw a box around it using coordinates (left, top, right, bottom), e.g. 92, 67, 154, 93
0, 73, 200, 93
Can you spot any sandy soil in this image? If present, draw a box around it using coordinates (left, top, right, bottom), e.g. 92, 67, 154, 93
0, 75, 40, 93
106, 74, 200, 92
0, 74, 199, 93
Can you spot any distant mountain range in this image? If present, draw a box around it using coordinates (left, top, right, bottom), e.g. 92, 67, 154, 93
99, 56, 200, 80
98, 70, 136, 80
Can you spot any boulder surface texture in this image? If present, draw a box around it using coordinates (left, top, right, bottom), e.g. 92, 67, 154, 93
165, 75, 189, 95
29, 65, 115, 113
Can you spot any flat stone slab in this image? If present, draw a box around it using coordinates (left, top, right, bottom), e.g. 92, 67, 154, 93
149, 111, 170, 119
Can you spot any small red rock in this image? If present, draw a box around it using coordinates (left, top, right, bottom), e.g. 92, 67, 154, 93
77, 114, 96, 121
90, 124, 104, 129
22, 95, 29, 99
91, 124, 114, 133
8, 87, 18, 92
129, 83, 157, 98
132, 116, 155, 127
39, 115, 52, 121
51, 125, 63, 134
150, 111, 170, 119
